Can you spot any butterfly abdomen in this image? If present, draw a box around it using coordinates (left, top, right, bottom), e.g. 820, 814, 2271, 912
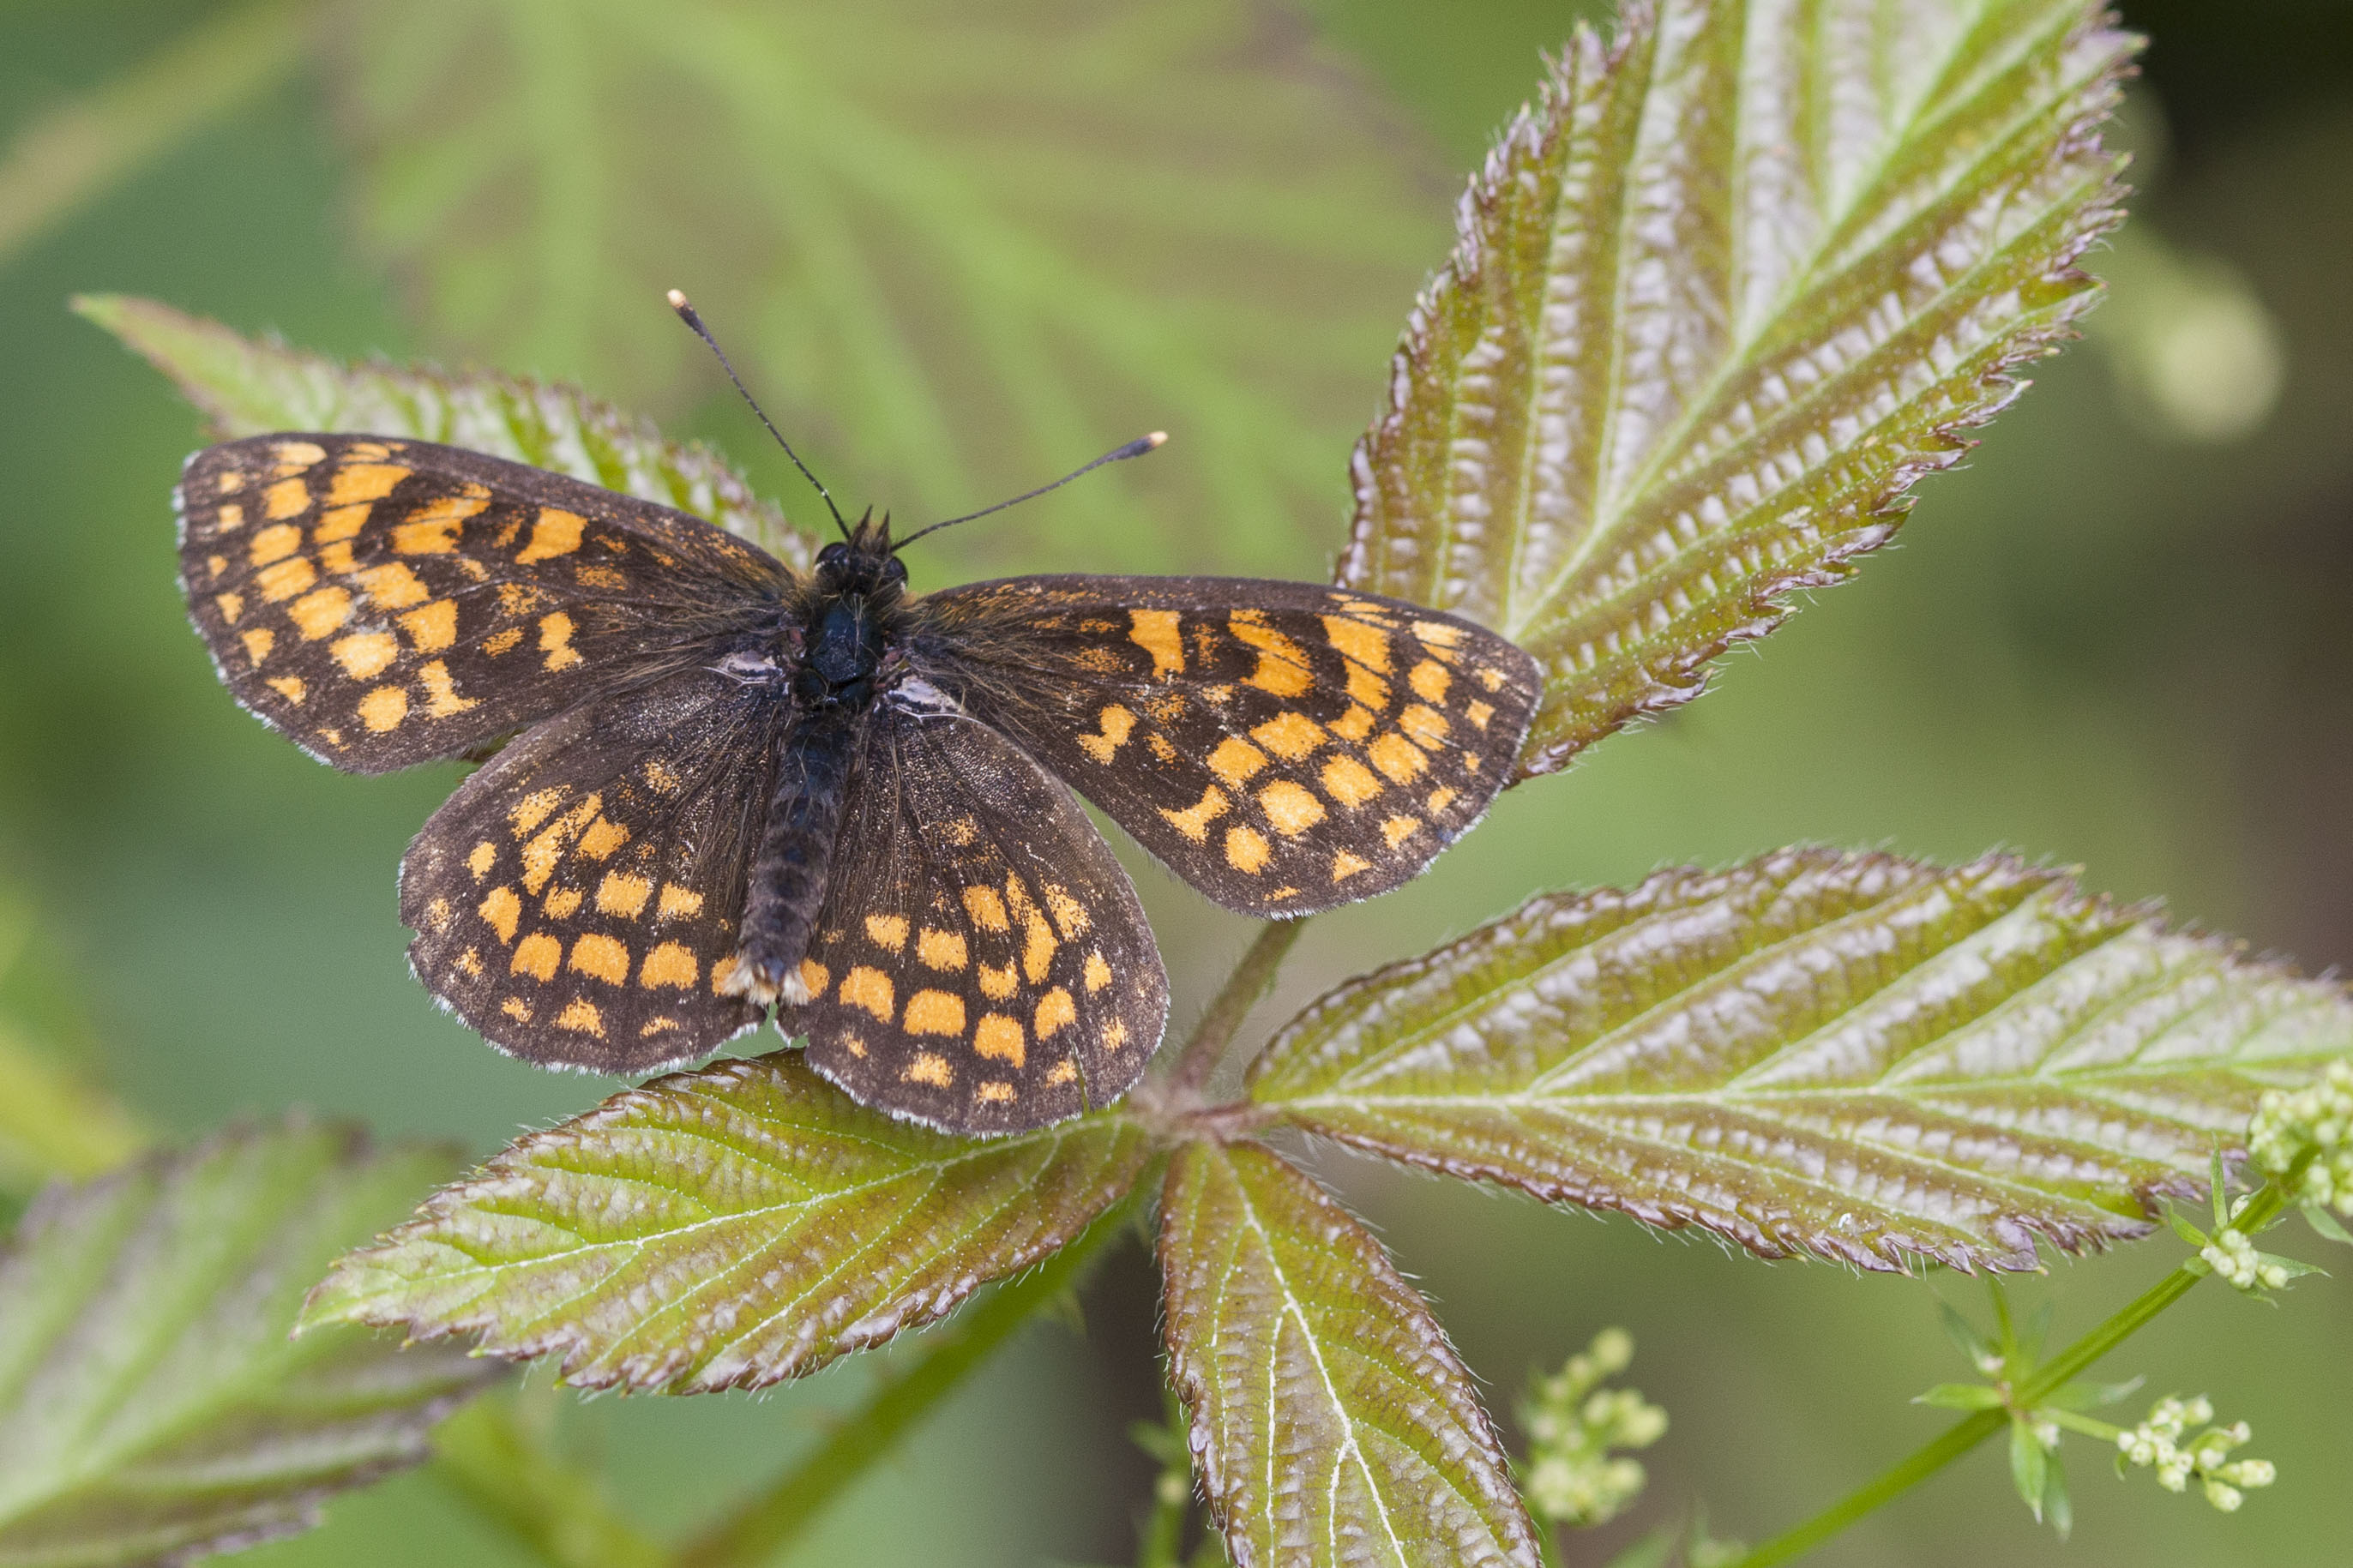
735, 713, 859, 1003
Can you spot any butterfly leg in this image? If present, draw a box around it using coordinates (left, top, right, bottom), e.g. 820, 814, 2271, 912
728, 715, 858, 1004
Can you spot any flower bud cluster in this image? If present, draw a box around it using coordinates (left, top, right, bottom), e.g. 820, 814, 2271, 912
1520, 1328, 1669, 1527
2199, 1227, 2291, 1291
2248, 1059, 2353, 1214
2115, 1396, 2276, 1512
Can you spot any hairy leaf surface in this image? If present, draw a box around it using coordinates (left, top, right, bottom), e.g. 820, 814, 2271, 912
303, 1055, 1152, 1392
320, 0, 1441, 570
0, 1120, 496, 1565
1252, 851, 2353, 1271
1341, 0, 2135, 772
75, 293, 814, 568
1158, 1139, 1539, 1568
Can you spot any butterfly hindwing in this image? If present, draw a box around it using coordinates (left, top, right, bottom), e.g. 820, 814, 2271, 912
400, 667, 779, 1072
786, 700, 1170, 1134
913, 577, 1539, 916
178, 435, 784, 773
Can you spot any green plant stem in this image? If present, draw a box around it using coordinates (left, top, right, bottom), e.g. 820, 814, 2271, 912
676, 1191, 1143, 1568
432, 1394, 668, 1568
1161, 920, 1304, 1098
0, 0, 310, 262
1732, 1181, 2292, 1568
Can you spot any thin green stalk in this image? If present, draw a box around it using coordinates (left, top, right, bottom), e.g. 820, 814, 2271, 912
432, 1393, 667, 1568
1733, 1181, 2294, 1568
0, 0, 310, 262
677, 1191, 1144, 1568
1161, 920, 1305, 1098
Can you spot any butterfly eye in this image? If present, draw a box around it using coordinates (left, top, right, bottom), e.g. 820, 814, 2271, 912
883, 556, 909, 586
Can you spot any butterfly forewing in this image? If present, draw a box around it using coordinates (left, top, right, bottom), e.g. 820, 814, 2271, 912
786, 704, 1170, 1133
400, 668, 779, 1071
914, 577, 1538, 916
178, 435, 783, 772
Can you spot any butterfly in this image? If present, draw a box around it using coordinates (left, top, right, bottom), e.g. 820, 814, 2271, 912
174, 418, 1538, 1134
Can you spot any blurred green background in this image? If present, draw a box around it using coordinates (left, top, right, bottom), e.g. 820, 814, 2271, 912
4, 1, 2351, 1564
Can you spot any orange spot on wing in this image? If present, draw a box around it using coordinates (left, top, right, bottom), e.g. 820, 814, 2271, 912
1042, 886, 1091, 939
640, 941, 698, 988
963, 885, 1010, 931
418, 660, 478, 717
1033, 987, 1076, 1040
576, 816, 629, 858
978, 962, 1017, 1000
658, 883, 703, 920
1330, 704, 1375, 741
358, 685, 408, 732
1225, 824, 1271, 873
555, 998, 605, 1036
249, 523, 303, 566
332, 631, 399, 681
1256, 780, 1326, 836
1228, 609, 1313, 696
1045, 1060, 1079, 1087
266, 676, 305, 704
838, 965, 894, 1021
515, 508, 587, 565
1083, 951, 1113, 992
1128, 609, 1184, 678
254, 556, 317, 603
975, 1013, 1026, 1066
597, 872, 651, 916
240, 628, 274, 665
1077, 704, 1136, 764
355, 561, 430, 609
1321, 754, 1383, 808
1400, 704, 1449, 748
1332, 850, 1372, 881
313, 502, 371, 544
466, 841, 497, 880
1369, 731, 1428, 783
288, 586, 352, 640
1160, 784, 1230, 844
478, 886, 521, 942
1409, 660, 1451, 702
1207, 735, 1268, 788
328, 464, 408, 505
904, 989, 966, 1036
865, 914, 909, 952
399, 599, 458, 652
918, 928, 968, 970
902, 1053, 953, 1087
1381, 814, 1423, 849
539, 611, 582, 670
263, 478, 310, 520
1251, 711, 1326, 760
510, 932, 561, 980
569, 934, 629, 984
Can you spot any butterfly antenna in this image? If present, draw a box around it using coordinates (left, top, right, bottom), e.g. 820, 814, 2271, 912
893, 431, 1168, 550
667, 289, 850, 540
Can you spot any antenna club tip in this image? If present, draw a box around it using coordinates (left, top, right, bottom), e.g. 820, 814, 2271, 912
1145, 430, 1169, 448
665, 288, 689, 308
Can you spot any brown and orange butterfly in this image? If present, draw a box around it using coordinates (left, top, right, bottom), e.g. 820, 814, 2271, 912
176, 421, 1537, 1133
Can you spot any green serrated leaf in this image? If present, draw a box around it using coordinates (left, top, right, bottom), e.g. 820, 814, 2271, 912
73, 293, 815, 568
0, 1118, 498, 1566
2167, 1209, 2212, 1249
1339, 0, 2134, 774
2302, 1203, 2353, 1246
1157, 1139, 1541, 1568
303, 1054, 1152, 1393
1250, 850, 2353, 1271
318, 0, 1441, 571
1916, 1383, 2006, 1411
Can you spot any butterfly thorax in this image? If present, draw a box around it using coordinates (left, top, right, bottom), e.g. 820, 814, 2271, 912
729, 513, 917, 1005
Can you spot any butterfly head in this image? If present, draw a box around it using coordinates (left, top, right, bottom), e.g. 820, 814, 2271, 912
813, 508, 912, 601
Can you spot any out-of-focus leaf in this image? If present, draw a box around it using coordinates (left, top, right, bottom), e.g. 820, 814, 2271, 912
0, 898, 143, 1195
0, 1119, 498, 1566
0, 0, 305, 265
319, 0, 1443, 570
1251, 850, 2353, 1271
1157, 1139, 1540, 1568
303, 1054, 1152, 1392
74, 294, 814, 568
1340, 0, 2135, 773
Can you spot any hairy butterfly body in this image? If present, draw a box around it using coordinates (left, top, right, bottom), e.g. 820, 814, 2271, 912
176, 433, 1538, 1132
